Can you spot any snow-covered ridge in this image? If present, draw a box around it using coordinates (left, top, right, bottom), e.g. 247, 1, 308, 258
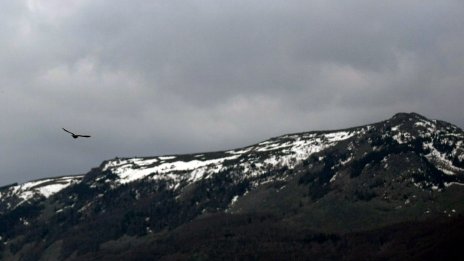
389, 117, 464, 173
103, 155, 241, 185
101, 129, 362, 188
0, 175, 83, 208
98, 114, 464, 192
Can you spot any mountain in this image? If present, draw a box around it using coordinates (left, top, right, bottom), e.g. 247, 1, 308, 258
1, 112, 464, 260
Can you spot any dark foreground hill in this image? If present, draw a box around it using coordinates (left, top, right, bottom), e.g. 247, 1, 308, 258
1, 112, 464, 260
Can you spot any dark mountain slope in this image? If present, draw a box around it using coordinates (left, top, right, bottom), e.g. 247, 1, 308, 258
71, 214, 464, 261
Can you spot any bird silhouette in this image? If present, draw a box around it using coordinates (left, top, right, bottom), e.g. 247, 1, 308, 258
62, 128, 91, 139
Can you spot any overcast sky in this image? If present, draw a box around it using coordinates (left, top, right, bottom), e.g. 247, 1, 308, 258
1, 0, 463, 185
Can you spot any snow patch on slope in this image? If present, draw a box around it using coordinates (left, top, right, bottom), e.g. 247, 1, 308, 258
0, 176, 83, 208
102, 130, 362, 189
108, 155, 241, 185
424, 142, 464, 175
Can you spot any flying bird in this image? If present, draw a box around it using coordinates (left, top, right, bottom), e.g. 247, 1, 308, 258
62, 128, 91, 139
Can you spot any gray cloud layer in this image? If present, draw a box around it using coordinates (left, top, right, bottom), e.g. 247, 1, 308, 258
1, 0, 463, 185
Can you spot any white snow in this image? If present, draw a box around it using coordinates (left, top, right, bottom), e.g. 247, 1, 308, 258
37, 183, 73, 198
158, 156, 176, 160
132, 158, 159, 166
227, 148, 253, 154
230, 195, 239, 206
324, 131, 356, 142
444, 182, 464, 187
391, 125, 402, 131
106, 155, 241, 185
102, 158, 159, 171
340, 156, 353, 165
392, 131, 412, 144
255, 141, 293, 152
423, 141, 464, 175
100, 129, 363, 189
414, 120, 436, 132
0, 176, 83, 208
329, 173, 338, 183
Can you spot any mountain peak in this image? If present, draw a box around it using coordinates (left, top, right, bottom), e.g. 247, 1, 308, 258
390, 112, 429, 122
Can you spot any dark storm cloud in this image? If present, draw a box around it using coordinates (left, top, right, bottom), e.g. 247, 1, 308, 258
1, 0, 464, 185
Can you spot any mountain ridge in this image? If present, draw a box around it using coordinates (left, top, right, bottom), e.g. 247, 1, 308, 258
2, 112, 463, 215
1, 112, 464, 260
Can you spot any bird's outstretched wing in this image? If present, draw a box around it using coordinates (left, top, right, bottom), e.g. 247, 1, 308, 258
63, 128, 91, 138
62, 128, 75, 135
